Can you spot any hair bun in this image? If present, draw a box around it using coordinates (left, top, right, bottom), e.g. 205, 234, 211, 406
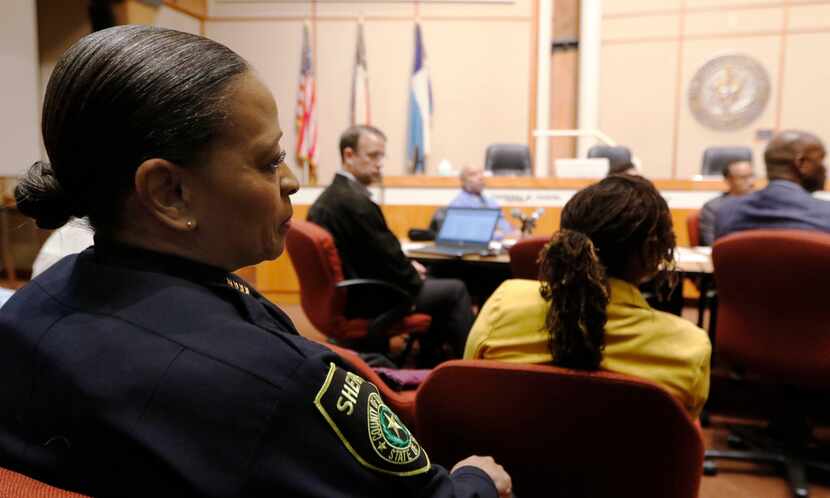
15, 161, 80, 229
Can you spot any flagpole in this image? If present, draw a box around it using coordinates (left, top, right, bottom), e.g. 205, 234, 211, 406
534, 0, 552, 177
303, 19, 314, 185
309, 1, 317, 184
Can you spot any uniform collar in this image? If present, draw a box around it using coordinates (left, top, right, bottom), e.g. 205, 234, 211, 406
608, 277, 649, 309
92, 237, 251, 296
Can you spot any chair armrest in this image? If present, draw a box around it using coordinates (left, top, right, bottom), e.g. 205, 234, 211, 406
336, 278, 413, 304
335, 279, 419, 339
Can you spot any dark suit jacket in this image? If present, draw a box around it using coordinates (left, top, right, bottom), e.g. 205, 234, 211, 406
0, 243, 493, 498
715, 180, 830, 240
699, 193, 728, 246
308, 174, 422, 297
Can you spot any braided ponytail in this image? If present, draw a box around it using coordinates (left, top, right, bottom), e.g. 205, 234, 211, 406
538, 174, 676, 370
539, 229, 609, 370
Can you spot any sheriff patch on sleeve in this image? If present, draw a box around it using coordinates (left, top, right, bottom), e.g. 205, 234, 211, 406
314, 362, 431, 477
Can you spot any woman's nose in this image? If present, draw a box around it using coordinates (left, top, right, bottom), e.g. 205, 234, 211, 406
280, 166, 300, 196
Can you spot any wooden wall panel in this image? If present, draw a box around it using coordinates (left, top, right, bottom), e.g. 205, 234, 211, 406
164, 0, 207, 18
603, 0, 682, 16
675, 36, 781, 179
599, 42, 678, 178
781, 32, 830, 138
550, 50, 579, 167
549, 0, 580, 170
600, 1, 830, 179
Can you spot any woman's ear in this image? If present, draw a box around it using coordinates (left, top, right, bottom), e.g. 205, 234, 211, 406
133, 158, 193, 232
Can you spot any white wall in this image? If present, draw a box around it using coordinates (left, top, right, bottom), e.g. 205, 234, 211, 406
1, 0, 41, 176
598, 0, 830, 179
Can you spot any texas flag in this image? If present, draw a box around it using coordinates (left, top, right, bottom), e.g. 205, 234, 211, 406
406, 23, 432, 174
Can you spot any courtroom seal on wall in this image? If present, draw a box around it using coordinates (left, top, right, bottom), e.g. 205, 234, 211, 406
688, 54, 771, 131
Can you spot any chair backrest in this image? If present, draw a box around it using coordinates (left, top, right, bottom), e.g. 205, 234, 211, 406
428, 206, 448, 234
686, 210, 701, 247
415, 360, 703, 498
713, 230, 830, 387
586, 144, 632, 173
507, 235, 549, 279
484, 144, 532, 176
701, 146, 752, 176
284, 220, 348, 339
0, 466, 88, 498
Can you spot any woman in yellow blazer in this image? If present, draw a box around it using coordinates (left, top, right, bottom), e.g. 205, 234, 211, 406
464, 175, 711, 419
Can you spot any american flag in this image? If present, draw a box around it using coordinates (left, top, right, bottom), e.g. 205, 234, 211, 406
350, 21, 371, 126
295, 22, 318, 184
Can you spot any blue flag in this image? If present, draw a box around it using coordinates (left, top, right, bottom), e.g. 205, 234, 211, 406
406, 23, 432, 174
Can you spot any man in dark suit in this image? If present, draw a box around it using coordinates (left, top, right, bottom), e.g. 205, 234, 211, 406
308, 125, 474, 366
698, 159, 755, 246
715, 130, 830, 240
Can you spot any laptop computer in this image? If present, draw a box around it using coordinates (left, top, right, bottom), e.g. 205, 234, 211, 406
409, 207, 501, 258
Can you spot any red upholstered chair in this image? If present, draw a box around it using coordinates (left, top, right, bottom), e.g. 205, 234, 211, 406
415, 360, 704, 498
686, 210, 701, 247
285, 220, 431, 361
0, 466, 88, 498
320, 342, 419, 430
704, 230, 830, 497
507, 235, 549, 279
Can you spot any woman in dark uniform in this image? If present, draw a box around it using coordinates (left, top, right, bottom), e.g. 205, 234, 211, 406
0, 25, 510, 498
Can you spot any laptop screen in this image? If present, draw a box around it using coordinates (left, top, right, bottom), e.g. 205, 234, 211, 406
437, 207, 501, 245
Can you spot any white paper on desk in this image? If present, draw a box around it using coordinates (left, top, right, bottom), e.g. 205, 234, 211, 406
402, 242, 429, 252
675, 247, 710, 263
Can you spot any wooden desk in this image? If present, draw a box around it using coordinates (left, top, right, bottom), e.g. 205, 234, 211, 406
401, 241, 511, 306
402, 241, 714, 275
401, 241, 510, 267
402, 240, 713, 312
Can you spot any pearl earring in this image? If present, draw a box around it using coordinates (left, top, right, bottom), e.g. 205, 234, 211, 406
186, 220, 195, 230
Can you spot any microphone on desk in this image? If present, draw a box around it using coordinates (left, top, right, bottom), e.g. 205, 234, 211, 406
510, 208, 527, 224
523, 208, 545, 235
511, 208, 545, 235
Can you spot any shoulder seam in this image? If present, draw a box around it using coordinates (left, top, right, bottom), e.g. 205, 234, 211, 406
30, 280, 294, 392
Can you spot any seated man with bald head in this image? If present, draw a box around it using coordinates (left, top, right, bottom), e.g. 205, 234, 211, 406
448, 165, 517, 239
715, 130, 830, 240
